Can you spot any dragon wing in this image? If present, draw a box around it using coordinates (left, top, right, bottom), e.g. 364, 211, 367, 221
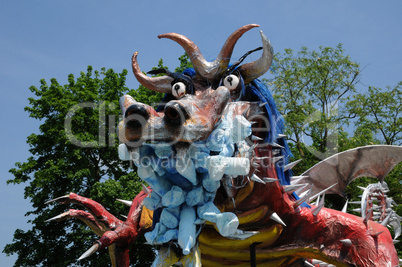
294, 145, 402, 196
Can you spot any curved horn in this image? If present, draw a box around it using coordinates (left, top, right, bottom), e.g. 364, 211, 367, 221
158, 24, 259, 81
131, 52, 173, 93
238, 30, 274, 84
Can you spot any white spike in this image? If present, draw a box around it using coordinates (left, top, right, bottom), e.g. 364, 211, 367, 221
294, 188, 312, 207
291, 175, 309, 181
78, 243, 100, 261
311, 203, 325, 216
45, 194, 70, 204
381, 211, 393, 226
259, 102, 268, 107
284, 159, 302, 172
352, 208, 362, 213
142, 184, 151, 195
372, 231, 384, 237
251, 174, 266, 184
248, 144, 258, 152
309, 183, 337, 203
45, 212, 69, 222
320, 244, 325, 249
357, 186, 367, 191
283, 183, 308, 194
250, 135, 263, 141
312, 259, 324, 264
349, 201, 362, 205
342, 200, 349, 213
393, 240, 400, 244
311, 193, 325, 216
121, 215, 128, 219
116, 199, 132, 207
263, 177, 278, 183
269, 142, 284, 149
277, 134, 287, 139
340, 239, 352, 247
270, 212, 286, 227
298, 190, 309, 199
315, 194, 321, 206
304, 261, 315, 267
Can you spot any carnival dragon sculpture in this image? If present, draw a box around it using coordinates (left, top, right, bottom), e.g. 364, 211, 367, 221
47, 24, 402, 266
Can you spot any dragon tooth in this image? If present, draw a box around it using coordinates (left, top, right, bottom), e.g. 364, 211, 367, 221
340, 239, 352, 247
304, 261, 315, 267
270, 212, 286, 227
277, 134, 287, 139
357, 186, 367, 191
320, 244, 325, 249
259, 102, 268, 107
251, 174, 266, 184
284, 159, 302, 172
78, 243, 100, 261
116, 199, 132, 207
121, 215, 128, 219
342, 200, 349, 213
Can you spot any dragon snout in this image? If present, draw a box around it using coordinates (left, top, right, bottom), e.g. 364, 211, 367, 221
164, 102, 189, 126
125, 103, 150, 129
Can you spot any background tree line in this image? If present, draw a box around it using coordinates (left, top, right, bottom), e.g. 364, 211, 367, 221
3, 46, 401, 266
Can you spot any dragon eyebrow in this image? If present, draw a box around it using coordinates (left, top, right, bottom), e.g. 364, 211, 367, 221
225, 47, 263, 75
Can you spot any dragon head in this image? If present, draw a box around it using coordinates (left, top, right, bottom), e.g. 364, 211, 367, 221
119, 24, 273, 145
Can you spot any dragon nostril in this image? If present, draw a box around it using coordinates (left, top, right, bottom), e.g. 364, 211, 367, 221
164, 103, 188, 125
125, 104, 149, 129
165, 106, 179, 120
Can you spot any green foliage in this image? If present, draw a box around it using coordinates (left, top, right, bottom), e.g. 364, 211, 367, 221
265, 44, 360, 156
347, 82, 402, 145
268, 45, 401, 256
4, 66, 154, 266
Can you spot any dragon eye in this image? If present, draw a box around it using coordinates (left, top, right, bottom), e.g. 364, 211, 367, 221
223, 74, 240, 90
172, 82, 186, 98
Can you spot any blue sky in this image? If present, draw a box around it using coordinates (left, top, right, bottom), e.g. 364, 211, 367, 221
1, 1, 401, 265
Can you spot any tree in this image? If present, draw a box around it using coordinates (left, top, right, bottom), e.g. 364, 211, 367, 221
265, 44, 361, 158
347, 82, 402, 145
3, 67, 155, 266
266, 45, 401, 256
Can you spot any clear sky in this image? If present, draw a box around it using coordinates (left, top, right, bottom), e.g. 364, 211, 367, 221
1, 1, 401, 265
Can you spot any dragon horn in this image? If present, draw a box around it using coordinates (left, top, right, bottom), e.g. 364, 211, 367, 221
131, 52, 173, 93
158, 24, 259, 81
238, 30, 274, 84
